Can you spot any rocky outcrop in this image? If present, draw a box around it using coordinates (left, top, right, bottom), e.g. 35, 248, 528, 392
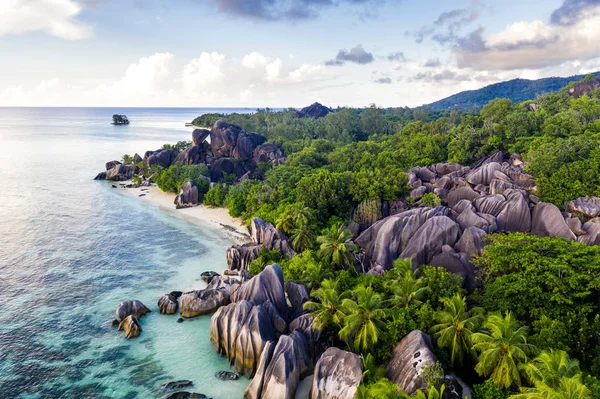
565, 196, 600, 218
174, 180, 198, 209
531, 202, 576, 240
309, 348, 363, 399
232, 264, 289, 318
244, 329, 313, 399
115, 300, 150, 321
106, 164, 136, 181
285, 281, 310, 318
118, 315, 141, 338
297, 102, 331, 119
399, 216, 461, 267
158, 293, 178, 315
568, 78, 600, 98
180, 288, 230, 318
133, 153, 142, 164
174, 143, 210, 165
386, 330, 437, 395
147, 149, 174, 168
254, 143, 286, 165
192, 129, 210, 146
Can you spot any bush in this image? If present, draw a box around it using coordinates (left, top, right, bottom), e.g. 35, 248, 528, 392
155, 163, 210, 194
296, 170, 354, 220
473, 380, 512, 399
248, 247, 285, 275
161, 141, 191, 154
225, 180, 258, 217
421, 192, 441, 207
204, 184, 229, 207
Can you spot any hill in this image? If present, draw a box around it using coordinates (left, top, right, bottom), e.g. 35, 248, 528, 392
425, 72, 600, 111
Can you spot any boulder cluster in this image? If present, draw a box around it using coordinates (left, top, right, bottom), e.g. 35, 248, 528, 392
114, 300, 150, 338
353, 151, 600, 291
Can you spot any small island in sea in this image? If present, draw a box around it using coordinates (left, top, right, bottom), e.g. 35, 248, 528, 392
112, 114, 130, 125
95, 81, 600, 399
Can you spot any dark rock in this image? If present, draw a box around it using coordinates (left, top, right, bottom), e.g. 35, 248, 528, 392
309, 347, 362, 399
117, 315, 141, 339
210, 120, 244, 158
231, 264, 288, 318
496, 189, 531, 232
285, 281, 310, 317
165, 392, 207, 399
531, 203, 575, 240
133, 153, 142, 163
174, 180, 198, 209
568, 78, 600, 98
105, 160, 121, 170
400, 216, 461, 267
466, 162, 502, 185
201, 271, 220, 284
253, 143, 285, 164
434, 162, 463, 176
414, 167, 436, 182
115, 300, 150, 321
180, 288, 230, 318
386, 330, 437, 395
94, 172, 107, 180
177, 318, 184, 323
297, 102, 331, 119
192, 128, 210, 146
473, 195, 507, 216
215, 371, 240, 381
209, 157, 246, 181
410, 186, 427, 200
161, 380, 194, 391
456, 208, 494, 233
174, 145, 207, 165
111, 319, 119, 327
455, 227, 486, 256
447, 186, 480, 209
106, 164, 136, 181
158, 294, 178, 315
147, 149, 174, 168
170, 291, 183, 298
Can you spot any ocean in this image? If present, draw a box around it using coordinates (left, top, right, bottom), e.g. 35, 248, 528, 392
0, 108, 255, 398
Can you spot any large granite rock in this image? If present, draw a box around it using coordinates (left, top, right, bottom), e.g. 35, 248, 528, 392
210, 300, 276, 377
531, 202, 576, 240
245, 330, 313, 399
579, 220, 600, 245
158, 293, 178, 315
209, 157, 247, 181
106, 164, 136, 181
399, 216, 461, 267
254, 143, 286, 164
147, 149, 174, 168
309, 347, 362, 399
175, 180, 198, 209
174, 144, 209, 165
455, 227, 486, 256
496, 189, 531, 232
297, 102, 331, 119
105, 160, 121, 170
180, 288, 230, 318
232, 264, 289, 318
447, 186, 480, 209
118, 315, 141, 338
285, 281, 310, 317
565, 196, 600, 218
115, 300, 150, 321
466, 162, 502, 185
192, 128, 210, 146
227, 244, 262, 271
386, 330, 437, 395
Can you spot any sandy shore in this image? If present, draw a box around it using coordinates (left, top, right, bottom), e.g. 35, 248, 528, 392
115, 182, 251, 243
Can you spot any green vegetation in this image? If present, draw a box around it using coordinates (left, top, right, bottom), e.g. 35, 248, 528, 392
154, 163, 210, 195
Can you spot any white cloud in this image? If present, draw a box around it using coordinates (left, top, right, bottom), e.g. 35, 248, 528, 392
182, 52, 226, 93
266, 58, 283, 82
242, 52, 269, 69
457, 8, 600, 70
0, 0, 93, 40
288, 64, 326, 82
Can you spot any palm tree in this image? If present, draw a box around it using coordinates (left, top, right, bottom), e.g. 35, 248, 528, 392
512, 375, 592, 399
301, 262, 334, 290
357, 378, 400, 399
399, 385, 446, 399
317, 222, 358, 270
471, 312, 539, 389
523, 350, 581, 389
275, 212, 295, 234
303, 279, 346, 330
387, 267, 429, 309
430, 294, 484, 366
290, 220, 316, 252
339, 286, 388, 353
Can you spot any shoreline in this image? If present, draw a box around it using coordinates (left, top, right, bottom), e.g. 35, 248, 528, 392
115, 182, 251, 244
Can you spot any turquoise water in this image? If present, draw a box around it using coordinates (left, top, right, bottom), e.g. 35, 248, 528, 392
0, 108, 253, 398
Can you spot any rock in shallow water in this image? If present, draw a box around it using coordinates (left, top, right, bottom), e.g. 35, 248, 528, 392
215, 371, 240, 381
180, 289, 230, 318
164, 393, 207, 399
117, 315, 141, 339
115, 300, 150, 322
158, 294, 178, 315
161, 380, 194, 391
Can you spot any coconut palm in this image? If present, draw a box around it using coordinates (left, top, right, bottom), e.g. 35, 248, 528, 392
357, 378, 400, 399
430, 294, 484, 366
317, 222, 358, 269
290, 220, 316, 252
399, 385, 446, 399
301, 262, 334, 290
339, 286, 388, 353
512, 375, 592, 399
523, 350, 581, 389
387, 265, 429, 309
303, 279, 346, 330
471, 312, 539, 389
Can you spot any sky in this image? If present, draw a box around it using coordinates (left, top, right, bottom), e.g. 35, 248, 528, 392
1, 0, 600, 108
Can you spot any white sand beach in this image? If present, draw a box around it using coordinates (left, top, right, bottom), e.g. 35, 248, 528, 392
117, 183, 251, 243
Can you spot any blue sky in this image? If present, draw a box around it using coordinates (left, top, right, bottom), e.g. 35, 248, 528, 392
1, 0, 599, 107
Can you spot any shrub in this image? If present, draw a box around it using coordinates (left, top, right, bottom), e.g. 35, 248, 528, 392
421, 192, 441, 207
155, 163, 210, 194
225, 180, 258, 218
473, 380, 512, 399
204, 184, 229, 207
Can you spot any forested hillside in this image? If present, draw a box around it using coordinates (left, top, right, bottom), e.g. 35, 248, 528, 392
425, 72, 600, 111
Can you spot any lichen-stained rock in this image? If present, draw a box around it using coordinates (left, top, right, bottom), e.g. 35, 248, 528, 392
565, 196, 600, 219
115, 300, 150, 321
106, 164, 136, 181
466, 162, 502, 185
473, 195, 507, 217
455, 227, 486, 256
158, 293, 178, 315
174, 180, 199, 209
386, 330, 437, 395
180, 288, 230, 318
210, 300, 276, 378
496, 189, 531, 233
399, 216, 461, 267
192, 128, 210, 146
531, 203, 576, 240
309, 347, 363, 399
245, 330, 313, 399
447, 186, 480, 209
118, 315, 142, 338
231, 264, 289, 318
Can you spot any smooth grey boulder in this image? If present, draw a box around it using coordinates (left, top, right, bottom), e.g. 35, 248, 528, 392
496, 189, 531, 232
192, 128, 210, 145
285, 281, 310, 317
289, 314, 321, 343
174, 180, 198, 209
94, 171, 107, 180
161, 380, 194, 391
447, 186, 480, 209
456, 208, 493, 233
210, 157, 247, 181
565, 196, 600, 218
180, 288, 230, 318
414, 167, 436, 182
466, 162, 502, 185
158, 293, 178, 315
174, 144, 208, 165
455, 227, 486, 256
309, 347, 362, 399
567, 217, 587, 235
211, 120, 244, 158
106, 164, 136, 181
531, 203, 575, 240
245, 329, 312, 399
118, 315, 141, 339
254, 143, 285, 164
434, 176, 453, 190
386, 330, 437, 395
105, 160, 121, 170
434, 162, 463, 176
115, 300, 150, 321
430, 252, 475, 292
410, 186, 427, 200
147, 149, 174, 168
489, 179, 517, 195
473, 195, 507, 216
227, 244, 263, 271
133, 153, 143, 163
232, 264, 289, 318
399, 216, 461, 267
452, 199, 476, 215
579, 220, 600, 245
355, 207, 450, 270
249, 218, 293, 257
234, 133, 267, 161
